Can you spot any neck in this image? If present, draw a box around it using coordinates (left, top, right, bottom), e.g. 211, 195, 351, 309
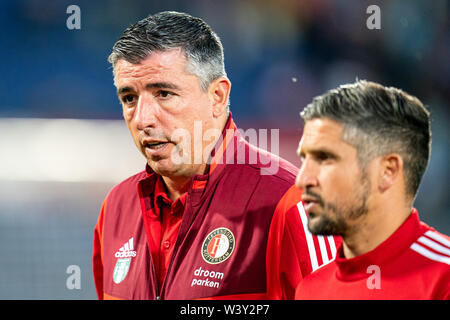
161, 175, 191, 202
161, 163, 209, 201
342, 201, 412, 259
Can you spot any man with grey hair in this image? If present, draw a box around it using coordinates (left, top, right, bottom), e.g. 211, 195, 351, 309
93, 11, 337, 300
295, 80, 449, 299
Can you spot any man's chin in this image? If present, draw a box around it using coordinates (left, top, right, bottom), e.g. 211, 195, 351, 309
147, 159, 179, 177
307, 214, 342, 236
307, 215, 326, 235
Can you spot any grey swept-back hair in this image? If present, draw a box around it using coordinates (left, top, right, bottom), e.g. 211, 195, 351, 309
108, 11, 227, 92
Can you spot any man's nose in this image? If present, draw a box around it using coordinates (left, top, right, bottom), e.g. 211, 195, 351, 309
134, 94, 157, 130
295, 158, 319, 190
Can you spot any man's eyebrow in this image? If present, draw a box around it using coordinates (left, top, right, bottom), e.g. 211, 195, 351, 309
146, 82, 179, 90
298, 146, 339, 159
117, 82, 180, 96
117, 86, 133, 95
310, 148, 339, 159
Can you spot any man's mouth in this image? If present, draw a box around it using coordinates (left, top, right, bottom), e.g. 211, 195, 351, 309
142, 139, 171, 154
145, 141, 168, 150
302, 200, 320, 213
301, 194, 323, 213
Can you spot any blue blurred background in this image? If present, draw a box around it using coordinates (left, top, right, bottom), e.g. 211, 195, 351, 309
0, 0, 448, 299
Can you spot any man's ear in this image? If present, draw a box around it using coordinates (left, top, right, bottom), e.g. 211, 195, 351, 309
378, 153, 403, 193
208, 77, 231, 118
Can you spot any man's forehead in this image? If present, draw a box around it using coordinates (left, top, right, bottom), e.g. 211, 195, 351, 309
304, 118, 344, 140
298, 118, 346, 152
113, 49, 188, 85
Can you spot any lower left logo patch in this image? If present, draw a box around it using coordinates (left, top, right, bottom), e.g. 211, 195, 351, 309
113, 258, 131, 284
113, 237, 136, 284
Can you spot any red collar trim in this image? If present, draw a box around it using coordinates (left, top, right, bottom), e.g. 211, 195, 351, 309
335, 209, 422, 280
208, 113, 237, 174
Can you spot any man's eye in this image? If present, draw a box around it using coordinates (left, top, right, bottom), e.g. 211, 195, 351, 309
121, 95, 136, 104
315, 151, 337, 163
317, 152, 329, 160
158, 90, 173, 98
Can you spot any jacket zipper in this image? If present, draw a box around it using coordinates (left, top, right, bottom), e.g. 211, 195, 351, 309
150, 258, 160, 300
158, 188, 199, 299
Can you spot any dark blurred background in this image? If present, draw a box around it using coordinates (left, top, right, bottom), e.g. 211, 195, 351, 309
0, 0, 448, 299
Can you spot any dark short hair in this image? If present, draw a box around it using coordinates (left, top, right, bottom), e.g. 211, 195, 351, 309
301, 80, 431, 199
108, 11, 226, 91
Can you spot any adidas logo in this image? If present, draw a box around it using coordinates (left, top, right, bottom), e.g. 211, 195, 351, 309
115, 237, 137, 258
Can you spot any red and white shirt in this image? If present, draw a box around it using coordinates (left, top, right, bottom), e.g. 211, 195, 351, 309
295, 210, 450, 300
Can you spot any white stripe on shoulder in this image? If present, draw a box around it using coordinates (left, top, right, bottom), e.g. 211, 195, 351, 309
424, 230, 450, 248
297, 202, 319, 271
410, 243, 450, 265
327, 235, 337, 258
317, 235, 330, 265
417, 236, 450, 256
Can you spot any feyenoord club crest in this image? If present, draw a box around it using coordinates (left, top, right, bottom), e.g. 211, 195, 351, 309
202, 228, 235, 264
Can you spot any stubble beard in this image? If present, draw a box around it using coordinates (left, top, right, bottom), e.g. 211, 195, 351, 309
307, 176, 371, 237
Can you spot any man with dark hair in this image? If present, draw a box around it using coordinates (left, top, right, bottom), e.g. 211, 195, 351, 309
93, 11, 337, 300
295, 80, 449, 299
